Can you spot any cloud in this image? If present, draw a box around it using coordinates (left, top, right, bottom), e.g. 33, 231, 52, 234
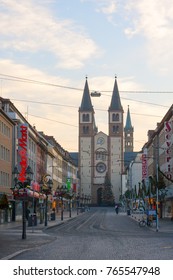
123, 0, 173, 73
88, 0, 173, 74
95, 0, 117, 14
0, 0, 99, 69
0, 59, 80, 150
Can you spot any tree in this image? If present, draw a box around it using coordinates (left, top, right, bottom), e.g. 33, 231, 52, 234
101, 172, 114, 206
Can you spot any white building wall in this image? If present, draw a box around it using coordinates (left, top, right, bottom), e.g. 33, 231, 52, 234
80, 137, 92, 196
129, 153, 142, 193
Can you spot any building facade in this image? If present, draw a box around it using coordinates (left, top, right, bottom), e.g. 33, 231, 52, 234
0, 108, 14, 201
143, 104, 173, 218
0, 97, 79, 223
79, 77, 124, 204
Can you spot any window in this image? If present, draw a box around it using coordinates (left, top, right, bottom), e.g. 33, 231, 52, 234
83, 126, 89, 134
96, 162, 106, 173
0, 171, 10, 187
0, 121, 10, 138
113, 125, 119, 133
82, 114, 90, 122
0, 145, 10, 161
96, 152, 106, 161
112, 113, 119, 122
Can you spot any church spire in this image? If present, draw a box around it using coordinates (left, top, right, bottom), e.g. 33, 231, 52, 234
124, 105, 133, 130
109, 76, 123, 111
80, 77, 93, 112
124, 105, 134, 152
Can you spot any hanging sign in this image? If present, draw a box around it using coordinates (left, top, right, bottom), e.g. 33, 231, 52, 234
66, 178, 71, 191
164, 121, 172, 179
18, 124, 28, 182
142, 149, 148, 180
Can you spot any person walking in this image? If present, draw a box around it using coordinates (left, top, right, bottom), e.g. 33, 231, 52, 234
115, 204, 119, 214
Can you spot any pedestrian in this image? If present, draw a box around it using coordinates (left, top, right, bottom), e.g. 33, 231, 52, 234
115, 204, 119, 214
25, 208, 30, 220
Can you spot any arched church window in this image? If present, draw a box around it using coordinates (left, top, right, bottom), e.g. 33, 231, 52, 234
96, 152, 106, 161
86, 114, 90, 122
82, 114, 90, 122
83, 126, 89, 134
82, 114, 85, 122
112, 113, 119, 122
113, 125, 119, 133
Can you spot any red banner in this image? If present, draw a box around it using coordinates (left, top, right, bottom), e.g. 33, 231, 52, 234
142, 151, 148, 180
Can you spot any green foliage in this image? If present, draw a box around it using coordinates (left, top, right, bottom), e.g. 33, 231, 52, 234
149, 172, 166, 195
101, 172, 114, 206
102, 186, 114, 206
124, 189, 131, 199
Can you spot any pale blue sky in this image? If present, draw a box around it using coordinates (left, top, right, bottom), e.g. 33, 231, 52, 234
0, 0, 172, 151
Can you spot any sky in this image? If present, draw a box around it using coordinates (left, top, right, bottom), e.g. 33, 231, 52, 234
0, 0, 172, 152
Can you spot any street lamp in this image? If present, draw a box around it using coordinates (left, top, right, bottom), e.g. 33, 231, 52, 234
12, 165, 33, 239
67, 190, 74, 218
76, 193, 80, 215
56, 185, 67, 221
156, 164, 159, 232
40, 176, 53, 227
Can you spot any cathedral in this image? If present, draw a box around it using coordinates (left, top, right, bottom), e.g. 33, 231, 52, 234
78, 77, 134, 205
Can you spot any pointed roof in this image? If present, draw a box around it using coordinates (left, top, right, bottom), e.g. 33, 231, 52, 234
80, 77, 93, 111
125, 105, 133, 130
109, 76, 123, 111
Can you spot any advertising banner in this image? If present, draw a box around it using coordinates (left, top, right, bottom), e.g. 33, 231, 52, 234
18, 123, 28, 182
142, 149, 148, 180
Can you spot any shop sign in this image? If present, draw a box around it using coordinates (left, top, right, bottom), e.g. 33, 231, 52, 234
164, 121, 172, 179
18, 124, 28, 182
66, 178, 71, 191
142, 149, 148, 179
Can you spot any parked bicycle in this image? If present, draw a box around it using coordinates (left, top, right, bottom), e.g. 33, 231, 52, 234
139, 217, 153, 227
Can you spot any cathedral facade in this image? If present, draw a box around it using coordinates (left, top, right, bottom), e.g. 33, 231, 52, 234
78, 77, 132, 205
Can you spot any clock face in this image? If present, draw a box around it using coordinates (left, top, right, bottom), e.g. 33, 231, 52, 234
96, 162, 106, 173
97, 137, 104, 145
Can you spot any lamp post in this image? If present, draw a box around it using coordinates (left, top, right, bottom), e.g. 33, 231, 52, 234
56, 185, 67, 221
67, 190, 74, 218
12, 165, 33, 239
76, 193, 80, 215
156, 164, 159, 232
40, 175, 53, 227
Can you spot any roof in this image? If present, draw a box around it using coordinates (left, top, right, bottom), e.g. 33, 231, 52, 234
124, 105, 133, 130
124, 151, 139, 169
79, 78, 93, 112
109, 77, 123, 111
69, 152, 79, 166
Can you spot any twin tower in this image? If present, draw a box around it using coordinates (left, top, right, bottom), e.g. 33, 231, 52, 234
78, 77, 133, 205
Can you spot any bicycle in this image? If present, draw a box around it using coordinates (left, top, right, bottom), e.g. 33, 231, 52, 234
139, 218, 153, 227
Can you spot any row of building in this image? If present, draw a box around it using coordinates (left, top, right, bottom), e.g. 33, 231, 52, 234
123, 105, 173, 219
0, 96, 79, 222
